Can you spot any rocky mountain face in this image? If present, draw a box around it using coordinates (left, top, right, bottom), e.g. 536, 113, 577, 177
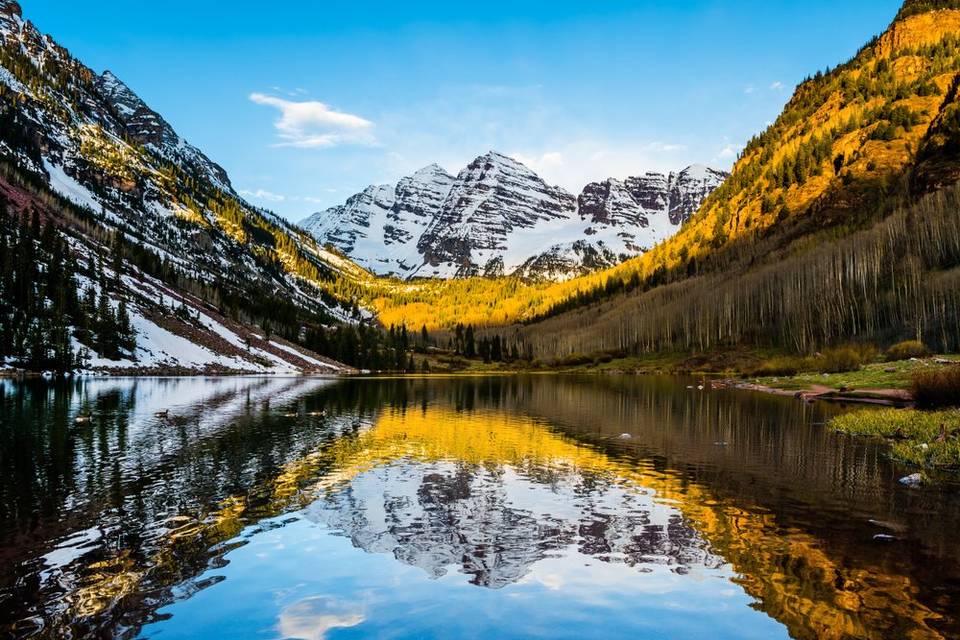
302, 153, 726, 281
95, 71, 233, 193
304, 165, 455, 276
578, 167, 724, 229
415, 151, 577, 278
0, 0, 353, 373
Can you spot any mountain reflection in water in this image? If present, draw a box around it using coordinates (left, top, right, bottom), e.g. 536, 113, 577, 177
0, 376, 958, 639
307, 409, 724, 589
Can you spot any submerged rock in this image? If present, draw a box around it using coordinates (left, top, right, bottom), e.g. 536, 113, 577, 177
899, 473, 923, 487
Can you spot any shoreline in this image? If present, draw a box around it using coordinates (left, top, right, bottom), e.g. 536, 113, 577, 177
716, 380, 914, 407
0, 360, 938, 412
0, 367, 352, 379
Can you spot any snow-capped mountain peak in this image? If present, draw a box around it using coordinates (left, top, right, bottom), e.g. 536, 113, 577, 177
304, 153, 727, 281
412, 162, 449, 177
412, 152, 577, 278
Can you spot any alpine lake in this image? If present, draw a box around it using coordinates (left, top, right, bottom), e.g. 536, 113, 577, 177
1, 375, 959, 639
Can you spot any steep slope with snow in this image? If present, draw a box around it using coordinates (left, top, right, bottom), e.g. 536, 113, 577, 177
304, 154, 727, 281
0, 0, 357, 299
95, 70, 233, 193
301, 164, 455, 277
0, 0, 355, 373
415, 151, 578, 278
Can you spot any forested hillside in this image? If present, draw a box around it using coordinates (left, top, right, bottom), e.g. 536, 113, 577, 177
515, 183, 960, 357
0, 157, 358, 374
0, 0, 400, 373
369, 1, 960, 355
498, 0, 960, 359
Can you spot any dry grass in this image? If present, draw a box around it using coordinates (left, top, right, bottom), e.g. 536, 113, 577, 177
749, 344, 876, 377
912, 366, 960, 408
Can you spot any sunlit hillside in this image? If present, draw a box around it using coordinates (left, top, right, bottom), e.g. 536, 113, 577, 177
361, 2, 960, 337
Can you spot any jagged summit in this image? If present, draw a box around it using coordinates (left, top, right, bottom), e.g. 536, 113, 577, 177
96, 70, 177, 146
411, 162, 449, 177
0, 1, 22, 35
478, 149, 524, 165
303, 153, 726, 281
95, 69, 233, 191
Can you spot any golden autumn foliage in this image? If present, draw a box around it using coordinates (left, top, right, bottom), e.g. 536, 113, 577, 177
358, 6, 960, 335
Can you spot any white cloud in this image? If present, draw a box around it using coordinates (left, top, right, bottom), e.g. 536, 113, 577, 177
770, 81, 785, 91
240, 189, 338, 207
718, 146, 737, 159
645, 141, 687, 153
239, 188, 286, 202
503, 139, 693, 190
744, 85, 756, 95
714, 143, 743, 165
502, 140, 702, 191
271, 86, 310, 97
510, 151, 565, 173
250, 93, 376, 148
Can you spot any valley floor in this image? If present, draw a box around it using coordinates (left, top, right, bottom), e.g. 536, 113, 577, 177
417, 347, 956, 392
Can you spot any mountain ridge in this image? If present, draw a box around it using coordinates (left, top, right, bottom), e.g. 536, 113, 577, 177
366, 0, 960, 344
0, 0, 366, 373
301, 153, 726, 281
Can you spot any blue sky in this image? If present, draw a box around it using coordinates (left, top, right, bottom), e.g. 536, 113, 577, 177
25, 1, 902, 220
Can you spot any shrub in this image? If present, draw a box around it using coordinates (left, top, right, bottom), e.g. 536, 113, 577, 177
752, 357, 803, 377
554, 353, 593, 367
912, 366, 960, 408
886, 340, 930, 361
819, 345, 869, 373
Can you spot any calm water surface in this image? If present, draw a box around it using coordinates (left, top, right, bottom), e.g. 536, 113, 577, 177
1, 375, 959, 639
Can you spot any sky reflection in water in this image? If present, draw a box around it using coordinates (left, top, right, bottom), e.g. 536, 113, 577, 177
1, 376, 958, 639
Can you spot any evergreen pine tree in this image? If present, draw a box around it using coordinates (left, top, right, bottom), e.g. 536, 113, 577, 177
465, 325, 476, 358
96, 291, 118, 358
491, 336, 503, 362
111, 231, 124, 286
116, 298, 134, 352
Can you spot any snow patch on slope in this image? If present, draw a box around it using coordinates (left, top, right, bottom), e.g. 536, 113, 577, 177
43, 159, 101, 212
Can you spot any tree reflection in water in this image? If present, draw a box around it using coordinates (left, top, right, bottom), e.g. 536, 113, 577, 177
0, 376, 957, 639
